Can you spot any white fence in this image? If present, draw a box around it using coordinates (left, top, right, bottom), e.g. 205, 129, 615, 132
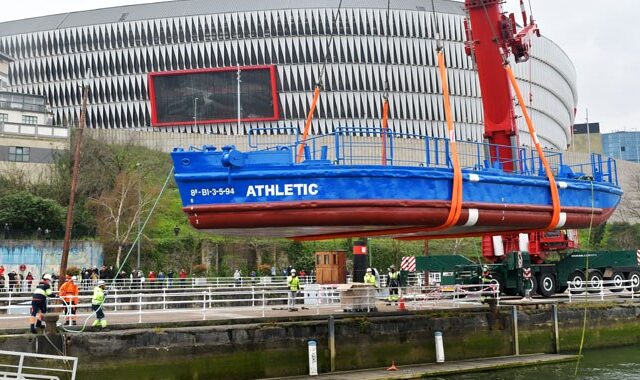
0, 350, 77, 380
567, 278, 638, 302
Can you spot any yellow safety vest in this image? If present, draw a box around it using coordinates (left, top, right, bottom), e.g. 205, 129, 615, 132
287, 276, 300, 291
364, 273, 377, 287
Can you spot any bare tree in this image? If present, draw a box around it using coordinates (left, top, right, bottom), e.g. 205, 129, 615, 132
91, 171, 155, 267
618, 173, 640, 223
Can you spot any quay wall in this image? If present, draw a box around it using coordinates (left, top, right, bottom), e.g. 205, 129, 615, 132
0, 304, 639, 379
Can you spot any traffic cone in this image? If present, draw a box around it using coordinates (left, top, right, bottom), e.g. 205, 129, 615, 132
386, 361, 398, 371
398, 297, 406, 311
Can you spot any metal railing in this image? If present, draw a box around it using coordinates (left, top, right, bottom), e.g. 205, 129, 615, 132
0, 121, 68, 139
0, 350, 77, 380
247, 126, 619, 186
567, 278, 638, 302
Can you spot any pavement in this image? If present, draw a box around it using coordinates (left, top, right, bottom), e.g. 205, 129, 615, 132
263, 353, 580, 379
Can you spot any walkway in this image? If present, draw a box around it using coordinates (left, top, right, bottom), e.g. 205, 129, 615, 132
267, 354, 579, 379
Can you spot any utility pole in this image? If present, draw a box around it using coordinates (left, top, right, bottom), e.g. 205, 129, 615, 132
136, 162, 142, 270
60, 83, 89, 279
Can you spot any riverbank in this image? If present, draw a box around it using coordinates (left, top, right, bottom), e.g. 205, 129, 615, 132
1, 302, 639, 379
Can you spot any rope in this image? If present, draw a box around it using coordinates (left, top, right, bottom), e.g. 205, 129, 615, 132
294, 8, 464, 242
505, 65, 561, 230
574, 179, 596, 375
380, 0, 391, 165
58, 167, 174, 333
296, 0, 344, 163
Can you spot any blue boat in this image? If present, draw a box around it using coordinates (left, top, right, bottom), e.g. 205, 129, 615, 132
170, 127, 622, 240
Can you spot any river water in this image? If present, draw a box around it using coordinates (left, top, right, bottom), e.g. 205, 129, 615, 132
441, 345, 640, 380
82, 345, 640, 380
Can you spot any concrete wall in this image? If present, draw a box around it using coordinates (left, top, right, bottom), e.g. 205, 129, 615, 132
0, 240, 103, 280
0, 304, 638, 379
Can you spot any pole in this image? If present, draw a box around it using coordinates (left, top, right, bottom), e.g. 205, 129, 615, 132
136, 164, 141, 270
512, 305, 519, 356
237, 66, 241, 130
328, 315, 336, 372
552, 304, 560, 354
194, 97, 198, 129
60, 83, 88, 279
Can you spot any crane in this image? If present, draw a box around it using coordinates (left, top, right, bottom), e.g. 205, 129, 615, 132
463, 0, 540, 172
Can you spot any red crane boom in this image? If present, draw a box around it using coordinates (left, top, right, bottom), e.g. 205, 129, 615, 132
463, 0, 539, 172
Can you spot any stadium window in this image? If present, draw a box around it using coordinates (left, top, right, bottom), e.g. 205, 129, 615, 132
22, 115, 38, 124
8, 147, 30, 162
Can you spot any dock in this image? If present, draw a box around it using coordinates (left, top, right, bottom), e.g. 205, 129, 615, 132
268, 354, 579, 380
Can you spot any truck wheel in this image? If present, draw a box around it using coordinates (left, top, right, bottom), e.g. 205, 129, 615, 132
626, 271, 640, 293
587, 270, 603, 293
538, 273, 556, 298
569, 271, 585, 294
609, 272, 625, 293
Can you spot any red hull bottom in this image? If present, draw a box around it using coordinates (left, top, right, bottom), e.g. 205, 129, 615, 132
184, 200, 613, 240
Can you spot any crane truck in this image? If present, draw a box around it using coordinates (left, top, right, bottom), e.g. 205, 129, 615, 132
415, 0, 640, 297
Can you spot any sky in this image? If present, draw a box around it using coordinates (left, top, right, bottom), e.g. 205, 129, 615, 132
0, 0, 637, 133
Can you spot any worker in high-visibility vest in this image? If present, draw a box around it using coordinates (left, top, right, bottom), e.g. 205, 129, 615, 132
59, 275, 79, 326
364, 268, 377, 287
387, 265, 400, 302
91, 280, 108, 328
29, 274, 53, 334
287, 269, 300, 311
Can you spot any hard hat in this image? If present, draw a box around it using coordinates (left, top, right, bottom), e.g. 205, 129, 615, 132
71, 276, 77, 281
290, 269, 296, 274
366, 268, 372, 272
98, 280, 106, 286
42, 273, 52, 281
390, 265, 396, 270
483, 265, 489, 271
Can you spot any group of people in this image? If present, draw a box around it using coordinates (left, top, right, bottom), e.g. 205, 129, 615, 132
29, 273, 108, 333
364, 265, 401, 302
0, 266, 37, 292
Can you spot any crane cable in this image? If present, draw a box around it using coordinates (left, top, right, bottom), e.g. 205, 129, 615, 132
296, 0, 344, 163
57, 167, 175, 334
380, 0, 391, 165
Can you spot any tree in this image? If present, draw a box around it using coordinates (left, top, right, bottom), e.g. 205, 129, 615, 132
91, 171, 155, 267
0, 191, 65, 233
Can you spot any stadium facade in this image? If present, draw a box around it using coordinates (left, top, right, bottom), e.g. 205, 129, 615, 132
0, 0, 577, 150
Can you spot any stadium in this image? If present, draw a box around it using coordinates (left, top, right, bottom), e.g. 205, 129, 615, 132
0, 0, 576, 150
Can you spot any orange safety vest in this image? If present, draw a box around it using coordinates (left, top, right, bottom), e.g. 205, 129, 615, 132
59, 281, 79, 305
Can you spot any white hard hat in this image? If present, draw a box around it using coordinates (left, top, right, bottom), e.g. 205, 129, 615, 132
98, 280, 106, 286
290, 269, 296, 273
366, 268, 372, 272
71, 276, 77, 281
42, 273, 52, 280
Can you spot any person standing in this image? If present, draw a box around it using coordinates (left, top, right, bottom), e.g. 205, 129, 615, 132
364, 268, 377, 287
8, 270, 17, 292
59, 275, 79, 325
0, 265, 5, 292
233, 269, 242, 287
286, 269, 300, 311
29, 274, 53, 334
91, 280, 108, 329
179, 269, 187, 287
387, 265, 400, 302
25, 272, 34, 291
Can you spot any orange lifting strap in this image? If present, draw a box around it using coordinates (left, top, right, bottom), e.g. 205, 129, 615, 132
296, 85, 322, 163
381, 98, 389, 165
294, 49, 463, 241
504, 64, 561, 230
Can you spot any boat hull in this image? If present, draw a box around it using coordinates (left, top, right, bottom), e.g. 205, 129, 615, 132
173, 149, 622, 239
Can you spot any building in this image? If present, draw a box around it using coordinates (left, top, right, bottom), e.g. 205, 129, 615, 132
0, 0, 577, 150
570, 122, 603, 154
0, 53, 67, 181
602, 131, 640, 163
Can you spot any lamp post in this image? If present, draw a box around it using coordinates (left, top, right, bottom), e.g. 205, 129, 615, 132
194, 97, 198, 129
